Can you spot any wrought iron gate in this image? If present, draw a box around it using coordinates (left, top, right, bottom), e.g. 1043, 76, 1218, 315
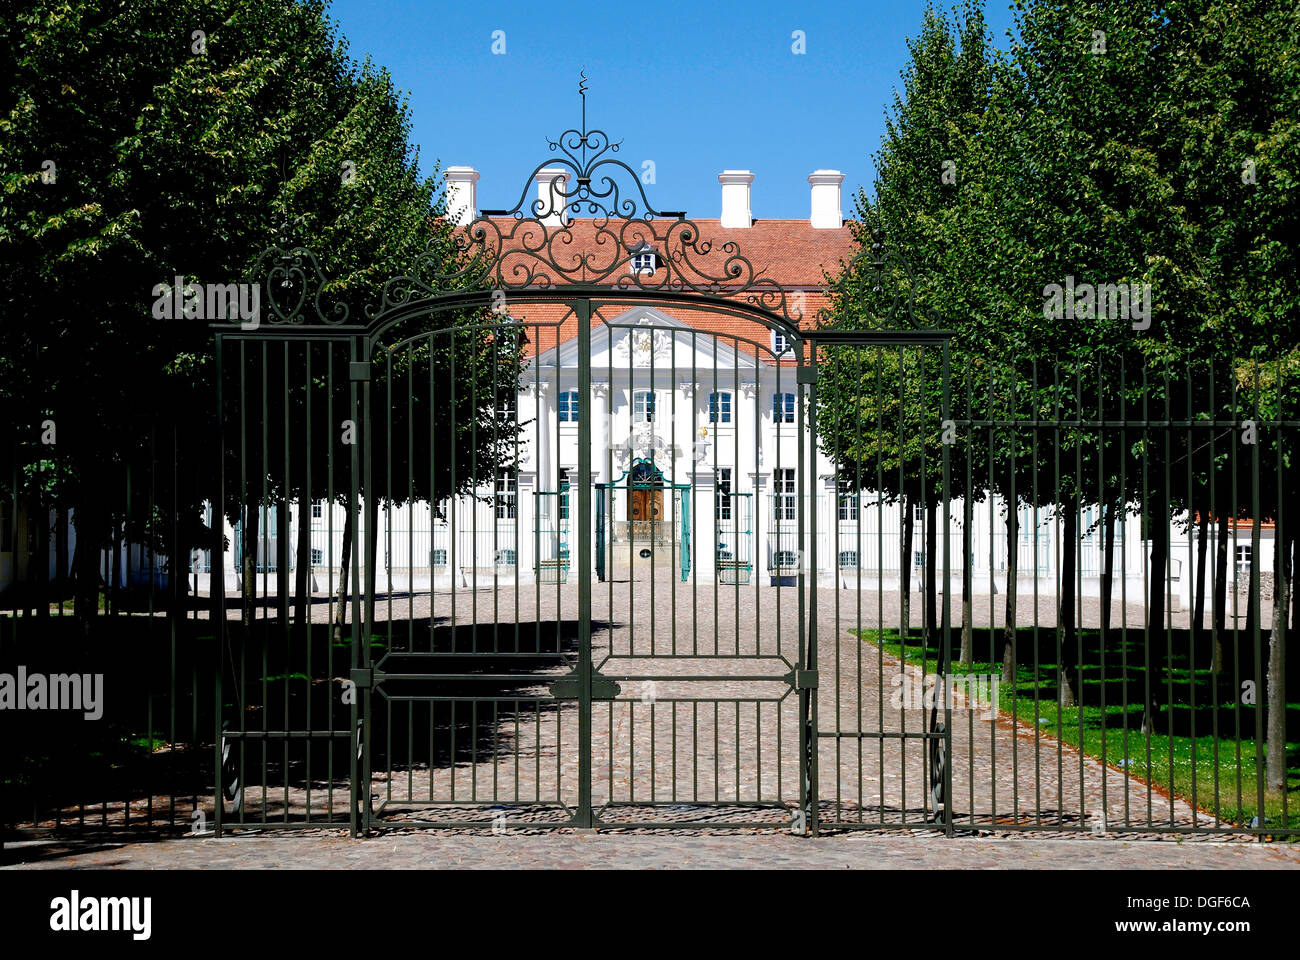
210, 108, 954, 837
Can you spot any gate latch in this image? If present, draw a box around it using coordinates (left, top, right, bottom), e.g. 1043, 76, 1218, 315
784, 669, 819, 690
350, 667, 374, 689
549, 670, 622, 701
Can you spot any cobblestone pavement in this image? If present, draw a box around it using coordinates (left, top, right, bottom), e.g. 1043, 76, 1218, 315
231, 569, 1221, 831
4, 831, 1299, 870
27, 569, 1277, 835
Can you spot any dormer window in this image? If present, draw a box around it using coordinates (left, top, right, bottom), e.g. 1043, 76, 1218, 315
629, 244, 659, 274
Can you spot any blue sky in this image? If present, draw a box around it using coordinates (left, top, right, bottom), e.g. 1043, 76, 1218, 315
326, 0, 1017, 219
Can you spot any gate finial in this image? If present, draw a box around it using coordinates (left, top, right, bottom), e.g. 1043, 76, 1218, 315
578, 68, 588, 164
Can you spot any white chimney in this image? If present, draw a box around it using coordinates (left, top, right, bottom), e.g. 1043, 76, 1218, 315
808, 170, 844, 229
534, 168, 571, 227
444, 166, 479, 226
718, 170, 754, 228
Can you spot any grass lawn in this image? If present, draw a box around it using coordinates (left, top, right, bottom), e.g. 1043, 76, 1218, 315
857, 625, 1300, 834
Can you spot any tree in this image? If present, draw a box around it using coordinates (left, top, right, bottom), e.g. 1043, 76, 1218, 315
1, 1, 515, 634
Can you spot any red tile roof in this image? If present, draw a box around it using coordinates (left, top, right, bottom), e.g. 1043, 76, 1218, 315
472, 217, 857, 360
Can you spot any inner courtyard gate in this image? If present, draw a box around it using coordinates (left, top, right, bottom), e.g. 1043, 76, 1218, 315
211, 110, 955, 837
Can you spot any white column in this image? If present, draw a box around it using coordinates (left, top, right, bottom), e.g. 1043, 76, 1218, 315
535, 380, 552, 492
592, 381, 610, 482
691, 467, 717, 579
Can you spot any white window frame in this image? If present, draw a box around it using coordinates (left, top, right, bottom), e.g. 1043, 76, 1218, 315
633, 390, 656, 423
773, 392, 795, 424
837, 479, 859, 521
495, 470, 517, 520
773, 468, 796, 521
630, 250, 658, 273
708, 391, 732, 424
557, 390, 579, 423
772, 329, 790, 356
715, 467, 733, 521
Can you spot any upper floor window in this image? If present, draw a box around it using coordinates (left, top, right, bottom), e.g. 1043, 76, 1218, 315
629, 246, 659, 273
557, 390, 579, 422
633, 390, 656, 423
708, 391, 732, 424
773, 392, 795, 423
311, 501, 323, 519
772, 330, 790, 356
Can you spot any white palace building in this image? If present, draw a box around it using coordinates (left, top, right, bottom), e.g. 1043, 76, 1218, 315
195, 164, 1264, 610
3, 164, 1269, 610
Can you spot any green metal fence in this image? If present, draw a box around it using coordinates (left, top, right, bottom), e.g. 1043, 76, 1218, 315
4, 111, 1293, 842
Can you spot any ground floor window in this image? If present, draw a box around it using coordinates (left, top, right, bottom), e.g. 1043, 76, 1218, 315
496, 470, 517, 519
773, 468, 796, 521
837, 478, 859, 521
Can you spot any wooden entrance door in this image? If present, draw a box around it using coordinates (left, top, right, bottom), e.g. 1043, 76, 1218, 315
629, 487, 663, 522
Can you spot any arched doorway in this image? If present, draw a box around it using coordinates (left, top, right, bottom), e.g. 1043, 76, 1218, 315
627, 459, 664, 538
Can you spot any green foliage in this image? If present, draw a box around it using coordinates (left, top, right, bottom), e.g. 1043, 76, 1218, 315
0, 0, 503, 551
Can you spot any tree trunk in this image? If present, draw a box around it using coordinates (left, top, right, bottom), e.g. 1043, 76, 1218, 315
1212, 514, 1229, 672
365, 494, 380, 638
241, 501, 258, 629
960, 496, 973, 665
36, 498, 49, 619
295, 495, 312, 626
55, 505, 69, 603
72, 498, 100, 633
1244, 519, 1258, 640
1193, 511, 1209, 683
1266, 527, 1290, 790
924, 498, 938, 648
1100, 500, 1116, 636
1001, 502, 1019, 684
1144, 505, 1169, 736
276, 497, 290, 623
900, 498, 914, 638
1058, 499, 1078, 708
333, 507, 352, 643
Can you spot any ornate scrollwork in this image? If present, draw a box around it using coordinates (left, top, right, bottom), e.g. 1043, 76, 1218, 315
244, 88, 935, 336
369, 90, 809, 328
249, 218, 350, 325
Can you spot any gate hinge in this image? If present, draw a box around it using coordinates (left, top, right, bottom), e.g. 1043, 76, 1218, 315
785, 669, 819, 690
349, 362, 370, 382
350, 667, 373, 689
797, 366, 817, 385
